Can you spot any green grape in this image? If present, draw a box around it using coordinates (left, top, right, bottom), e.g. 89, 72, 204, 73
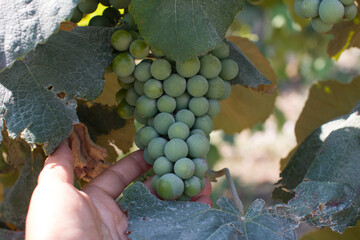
110, 0, 130, 9
200, 177, 206, 191
344, 4, 357, 21
118, 75, 135, 84
187, 75, 209, 97
129, 40, 150, 59
123, 13, 137, 30
134, 130, 145, 149
147, 117, 155, 127
157, 95, 176, 113
153, 156, 173, 176
134, 61, 152, 82
144, 79, 163, 99
78, 0, 98, 14
174, 158, 195, 179
111, 30, 132, 51
135, 95, 158, 118
186, 134, 210, 158
207, 99, 221, 118
112, 53, 135, 77
175, 92, 191, 110
176, 56, 200, 78
117, 101, 134, 119
102, 7, 121, 25
154, 112, 175, 135
193, 115, 213, 135
319, 0, 345, 24
163, 74, 187, 97
148, 137, 168, 160
193, 158, 208, 178
340, 0, 355, 5
199, 55, 222, 79
184, 176, 201, 197
219, 59, 239, 81
138, 126, 159, 147
129, 30, 140, 41
211, 42, 230, 59
298, 0, 321, 18
143, 147, 155, 165
125, 87, 139, 106
70, 7, 83, 23
89, 15, 113, 27
177, 194, 191, 201
134, 80, 144, 95
190, 129, 208, 139
188, 97, 209, 117
115, 88, 127, 103
218, 81, 231, 100
134, 109, 148, 125
150, 59, 172, 80
118, 80, 133, 89
206, 77, 225, 99
294, 0, 307, 18
175, 109, 195, 128
100, 0, 111, 6
150, 47, 164, 57
311, 17, 334, 33
164, 139, 189, 162
151, 175, 160, 191
168, 122, 190, 140
156, 173, 184, 200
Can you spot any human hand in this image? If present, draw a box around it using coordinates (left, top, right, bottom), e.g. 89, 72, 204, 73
25, 142, 211, 240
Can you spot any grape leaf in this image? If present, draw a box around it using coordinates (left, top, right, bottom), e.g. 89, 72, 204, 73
0, 0, 80, 70
130, 0, 243, 62
120, 182, 298, 240
0, 27, 114, 155
277, 102, 360, 233
0, 229, 24, 240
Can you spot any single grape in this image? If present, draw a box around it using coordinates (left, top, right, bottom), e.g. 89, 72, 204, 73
103, 7, 121, 25
193, 115, 213, 135
168, 122, 190, 140
164, 139, 189, 162
311, 17, 334, 33
134, 131, 146, 149
175, 109, 195, 128
193, 158, 209, 178
206, 77, 225, 99
207, 99, 221, 118
190, 129, 208, 139
187, 75, 209, 97
200, 177, 206, 191
118, 75, 135, 84
340, 0, 356, 5
134, 80, 145, 95
184, 176, 202, 197
78, 0, 98, 14
100, 0, 111, 6
148, 137, 168, 160
156, 173, 184, 200
123, 13, 137, 30
298, 0, 321, 18
112, 53, 135, 77
70, 7, 83, 23
150, 59, 172, 80
143, 148, 155, 165
218, 81, 232, 100
125, 87, 139, 106
186, 134, 210, 158
174, 158, 195, 179
199, 55, 222, 79
151, 175, 160, 191
115, 88, 127, 103
117, 101, 134, 119
147, 117, 155, 127
211, 42, 230, 59
344, 4, 358, 21
89, 15, 113, 27
118, 80, 132, 89
294, 0, 307, 18
153, 156, 173, 176
175, 92, 191, 110
110, 0, 130, 9
129, 39, 150, 59
134, 61, 152, 82
176, 56, 200, 78
177, 194, 191, 201
134, 109, 148, 125
135, 95, 158, 118
129, 30, 140, 41
153, 112, 175, 135
319, 0, 345, 24
144, 79, 163, 99
188, 97, 209, 117
138, 126, 159, 147
157, 95, 176, 113
111, 30, 132, 51
163, 74, 187, 97
219, 59, 239, 81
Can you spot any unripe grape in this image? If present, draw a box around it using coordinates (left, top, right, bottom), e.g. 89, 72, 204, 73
147, 117, 155, 127
134, 109, 148, 125
148, 137, 168, 159
134, 131, 146, 149
218, 81, 232, 100
138, 126, 159, 147
112, 53, 135, 77
70, 7, 83, 23
135, 95, 158, 118
134, 80, 145, 95
187, 75, 209, 97
151, 175, 160, 191
299, 0, 321, 18
123, 13, 137, 30
199, 55, 222, 79
176, 56, 200, 78
153, 112, 175, 135
125, 87, 139, 106
111, 30, 132, 51
144, 79, 163, 99
319, 0, 345, 24
340, 0, 355, 5
134, 61, 152, 82
115, 88, 127, 103
219, 59, 239, 81
175, 109, 195, 128
200, 177, 206, 191
163, 74, 186, 97
177, 194, 191, 201
190, 129, 208, 139
157, 95, 176, 113
129, 39, 150, 59
110, 0, 130, 9
174, 158, 195, 179
206, 77, 225, 99
193, 115, 213, 135
89, 16, 113, 27
157, 173, 184, 200
164, 139, 188, 162
211, 42, 230, 59
175, 92, 191, 110
118, 75, 135, 84
78, 0, 98, 14
151, 59, 172, 80
102, 7, 121, 25
153, 156, 173, 176
189, 97, 209, 117
193, 158, 209, 178
143, 147, 155, 165
207, 99, 221, 118
184, 176, 202, 197
186, 134, 210, 158
294, 0, 307, 18
118, 80, 132, 89
311, 17, 334, 33
117, 101, 134, 119
100, 0, 111, 6
168, 122, 190, 140
344, 4, 358, 21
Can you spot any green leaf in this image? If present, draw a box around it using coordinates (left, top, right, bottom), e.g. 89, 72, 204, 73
130, 0, 243, 62
0, 229, 24, 240
0, 0, 80, 70
120, 182, 297, 240
0, 27, 114, 155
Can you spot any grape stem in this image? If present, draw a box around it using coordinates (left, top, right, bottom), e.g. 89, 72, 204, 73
206, 168, 244, 216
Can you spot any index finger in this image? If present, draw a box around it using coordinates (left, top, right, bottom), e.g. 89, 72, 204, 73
83, 150, 152, 199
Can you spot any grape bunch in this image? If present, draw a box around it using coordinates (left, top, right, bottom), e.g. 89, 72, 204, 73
294, 0, 358, 33
110, 28, 238, 200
